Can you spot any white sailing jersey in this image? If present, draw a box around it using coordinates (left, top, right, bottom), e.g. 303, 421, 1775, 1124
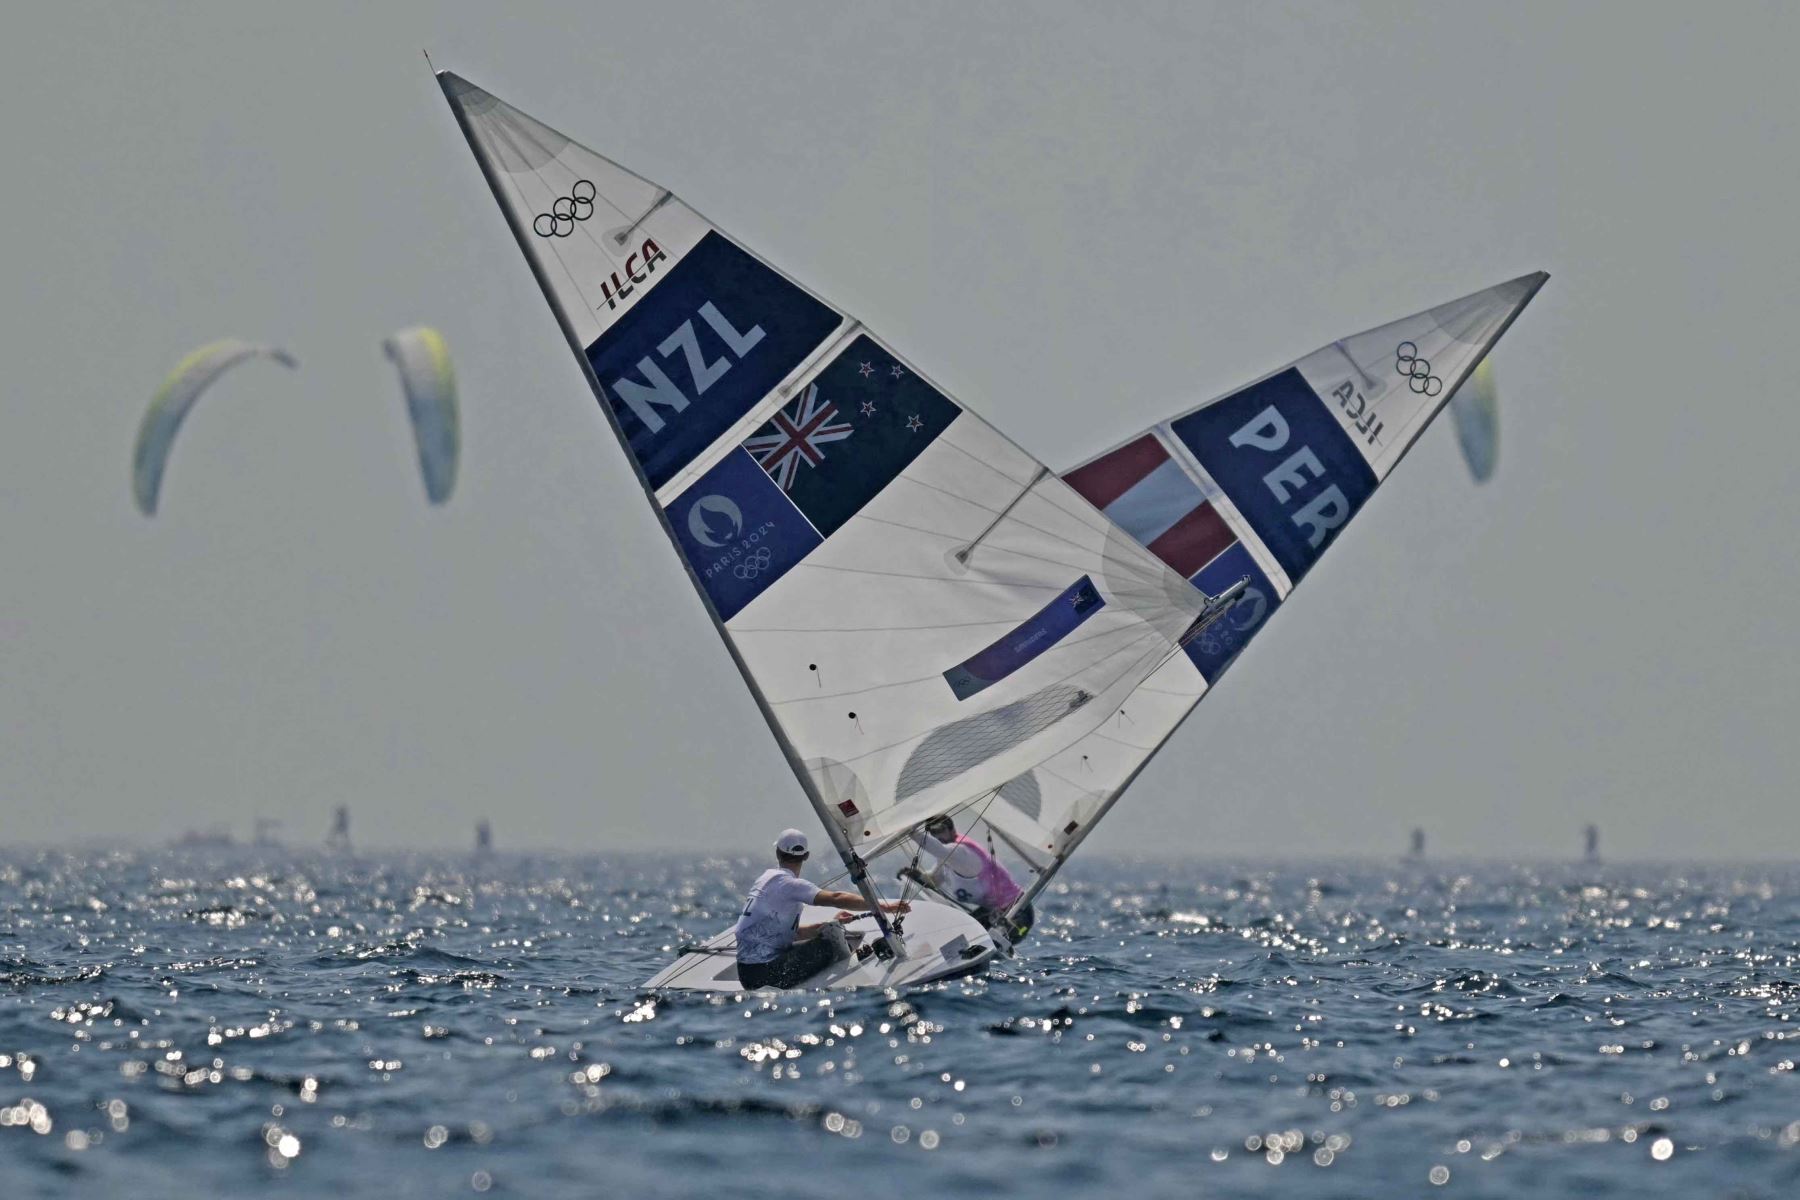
732, 868, 821, 964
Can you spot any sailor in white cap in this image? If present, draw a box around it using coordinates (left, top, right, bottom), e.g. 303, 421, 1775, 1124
733, 828, 909, 990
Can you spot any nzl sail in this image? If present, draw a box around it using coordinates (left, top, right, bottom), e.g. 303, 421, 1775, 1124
437, 73, 1214, 950
984, 274, 1547, 911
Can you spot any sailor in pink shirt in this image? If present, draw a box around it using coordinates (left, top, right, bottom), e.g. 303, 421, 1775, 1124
907, 815, 1034, 942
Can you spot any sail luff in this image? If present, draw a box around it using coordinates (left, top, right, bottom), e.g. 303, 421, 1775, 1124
434, 70, 905, 951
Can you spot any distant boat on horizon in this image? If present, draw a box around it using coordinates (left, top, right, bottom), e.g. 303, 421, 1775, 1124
326, 805, 351, 853
171, 825, 235, 849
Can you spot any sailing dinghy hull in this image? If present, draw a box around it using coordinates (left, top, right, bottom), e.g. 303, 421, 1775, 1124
644, 898, 996, 992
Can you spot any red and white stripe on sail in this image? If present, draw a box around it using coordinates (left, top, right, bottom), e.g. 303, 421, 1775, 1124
1061, 433, 1236, 579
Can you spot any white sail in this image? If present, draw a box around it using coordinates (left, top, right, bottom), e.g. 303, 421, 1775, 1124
982, 275, 1547, 877
439, 74, 1209, 873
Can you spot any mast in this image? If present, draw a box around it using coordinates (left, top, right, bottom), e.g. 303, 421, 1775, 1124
435, 72, 905, 958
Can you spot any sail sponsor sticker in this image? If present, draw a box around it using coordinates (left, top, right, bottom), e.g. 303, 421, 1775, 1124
942, 576, 1105, 701
744, 336, 959, 539
587, 231, 840, 490
667, 447, 822, 621
1182, 543, 1279, 683
1169, 368, 1376, 584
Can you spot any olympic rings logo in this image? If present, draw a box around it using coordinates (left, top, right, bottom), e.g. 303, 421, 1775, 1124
1195, 585, 1267, 657
1395, 342, 1443, 397
732, 546, 774, 580
532, 180, 597, 238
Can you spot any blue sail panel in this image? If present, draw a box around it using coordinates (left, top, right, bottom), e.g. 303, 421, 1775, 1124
1168, 368, 1377, 584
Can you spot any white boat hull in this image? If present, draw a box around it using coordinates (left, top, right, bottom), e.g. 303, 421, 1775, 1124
643, 898, 996, 991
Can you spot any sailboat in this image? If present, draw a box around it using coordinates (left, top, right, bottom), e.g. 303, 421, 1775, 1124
436, 70, 1544, 990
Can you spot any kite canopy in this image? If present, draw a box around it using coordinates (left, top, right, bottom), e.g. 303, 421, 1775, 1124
1449, 358, 1500, 482
382, 325, 460, 504
132, 340, 298, 516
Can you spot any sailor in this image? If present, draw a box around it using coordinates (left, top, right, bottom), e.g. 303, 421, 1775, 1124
904, 816, 1033, 941
734, 829, 909, 990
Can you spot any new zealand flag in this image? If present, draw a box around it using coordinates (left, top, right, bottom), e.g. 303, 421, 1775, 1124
743, 336, 960, 538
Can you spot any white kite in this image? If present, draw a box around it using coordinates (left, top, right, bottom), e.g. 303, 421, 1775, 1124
1448, 357, 1500, 482
132, 339, 298, 516
381, 325, 460, 504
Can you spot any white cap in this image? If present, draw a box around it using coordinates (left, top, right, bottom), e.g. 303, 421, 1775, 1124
775, 828, 810, 857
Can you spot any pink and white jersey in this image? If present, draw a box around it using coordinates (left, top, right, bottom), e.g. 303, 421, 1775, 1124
915, 832, 1023, 911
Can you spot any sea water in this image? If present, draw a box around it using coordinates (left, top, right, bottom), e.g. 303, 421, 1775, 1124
2, 850, 1798, 1198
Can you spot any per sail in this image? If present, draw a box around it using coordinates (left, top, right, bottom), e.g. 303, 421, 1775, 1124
438, 73, 1210, 864
982, 274, 1547, 871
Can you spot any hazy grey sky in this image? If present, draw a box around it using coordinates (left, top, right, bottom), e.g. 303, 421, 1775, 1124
5, 2, 1797, 858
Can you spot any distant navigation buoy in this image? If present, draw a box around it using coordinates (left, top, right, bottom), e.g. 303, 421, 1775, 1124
327, 805, 351, 853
